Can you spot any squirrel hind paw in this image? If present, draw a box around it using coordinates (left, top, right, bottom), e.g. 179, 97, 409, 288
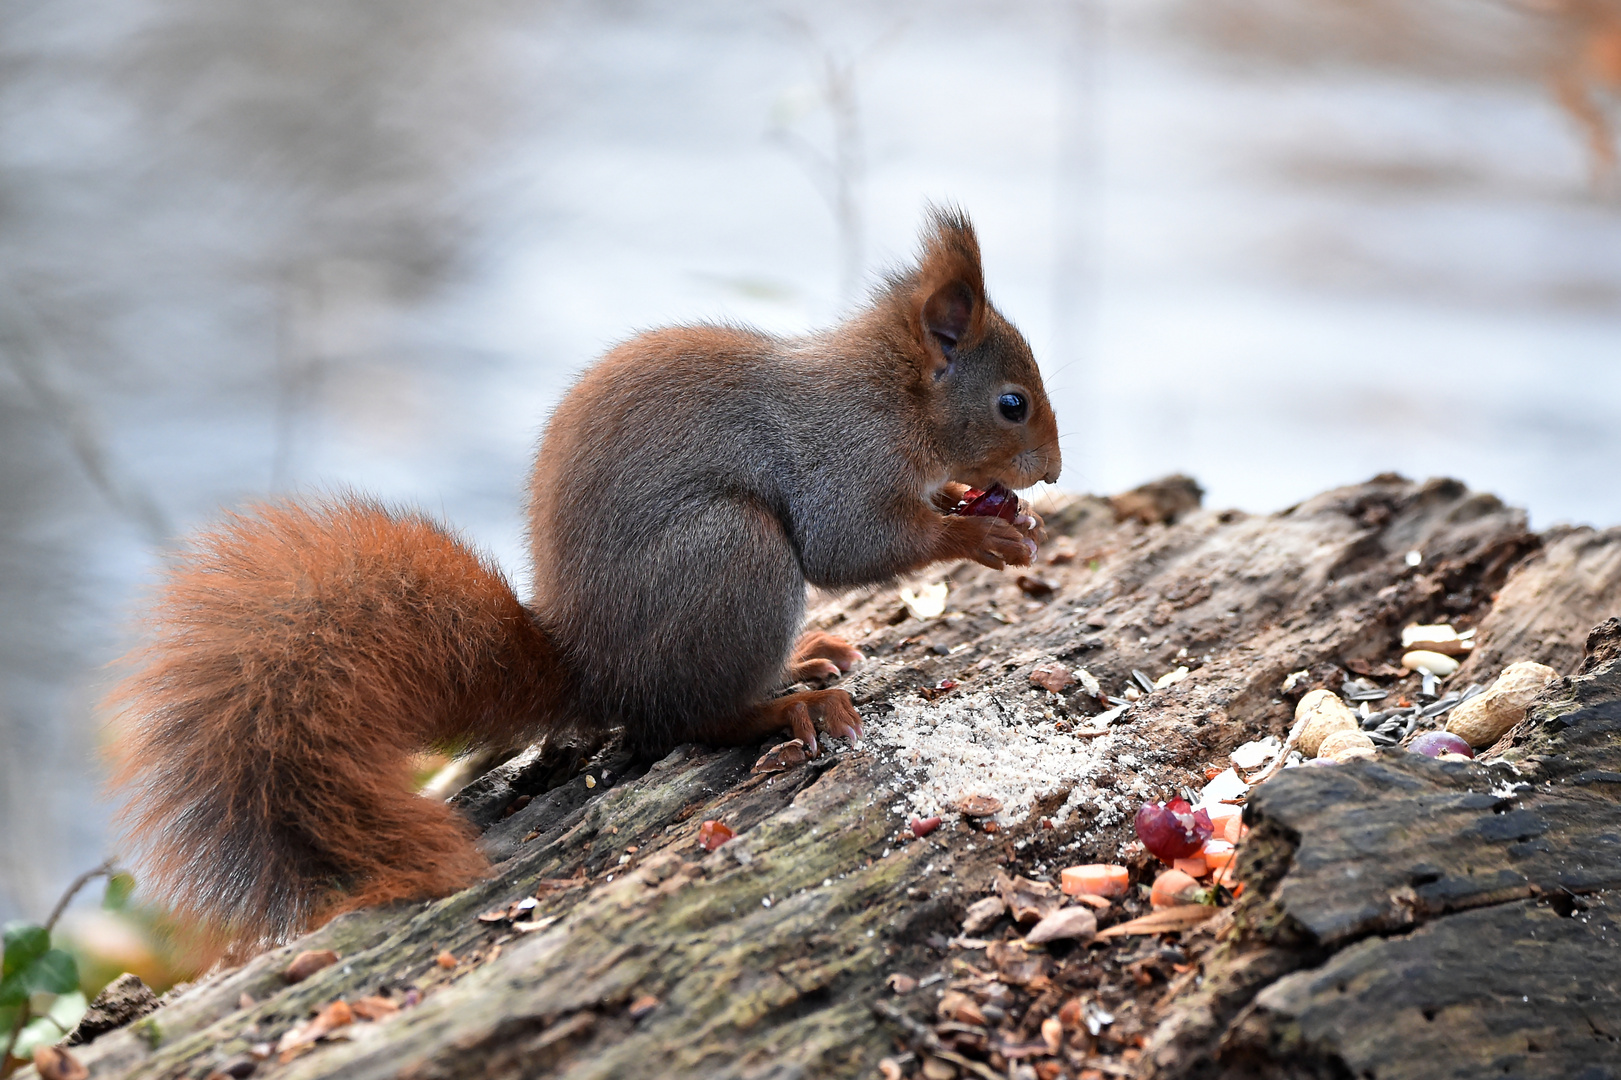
791, 631, 863, 669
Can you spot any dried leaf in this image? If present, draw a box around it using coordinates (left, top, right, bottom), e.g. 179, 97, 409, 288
276, 999, 354, 1062
1094, 904, 1218, 939
997, 873, 1061, 924
751, 739, 809, 774
961, 895, 1006, 935
886, 972, 918, 994
1025, 905, 1097, 944
350, 995, 399, 1021
985, 939, 1051, 985
938, 989, 986, 1026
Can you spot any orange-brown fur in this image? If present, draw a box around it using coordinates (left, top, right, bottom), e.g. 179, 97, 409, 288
109, 207, 1060, 954
110, 499, 566, 952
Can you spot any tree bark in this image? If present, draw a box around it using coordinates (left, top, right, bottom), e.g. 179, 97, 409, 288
44, 475, 1621, 1080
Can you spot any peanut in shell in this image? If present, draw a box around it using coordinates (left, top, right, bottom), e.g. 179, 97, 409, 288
1316, 729, 1376, 760
1294, 688, 1359, 757
1445, 660, 1558, 748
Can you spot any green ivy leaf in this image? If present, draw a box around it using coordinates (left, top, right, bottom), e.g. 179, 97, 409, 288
27, 950, 79, 996
103, 872, 136, 911
0, 971, 27, 1008
0, 1003, 16, 1038
1, 923, 48, 979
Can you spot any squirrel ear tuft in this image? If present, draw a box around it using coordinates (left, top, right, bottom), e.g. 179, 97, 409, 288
911, 206, 986, 365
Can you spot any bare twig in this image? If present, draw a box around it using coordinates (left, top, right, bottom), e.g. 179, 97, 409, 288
0, 860, 117, 1075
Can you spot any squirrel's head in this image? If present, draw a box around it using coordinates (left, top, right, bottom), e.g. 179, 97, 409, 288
896, 206, 1061, 491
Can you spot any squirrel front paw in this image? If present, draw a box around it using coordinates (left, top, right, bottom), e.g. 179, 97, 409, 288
943, 514, 1036, 570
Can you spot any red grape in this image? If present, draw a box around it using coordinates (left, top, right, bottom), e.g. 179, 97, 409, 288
955, 483, 1020, 522
1134, 798, 1214, 863
1408, 731, 1474, 759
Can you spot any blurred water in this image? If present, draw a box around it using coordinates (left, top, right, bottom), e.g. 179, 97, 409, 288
2, 0, 1618, 917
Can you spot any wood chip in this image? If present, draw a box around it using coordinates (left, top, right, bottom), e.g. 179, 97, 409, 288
752, 739, 809, 774
282, 949, 339, 984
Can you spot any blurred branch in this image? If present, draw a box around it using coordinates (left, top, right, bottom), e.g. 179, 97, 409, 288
0, 285, 171, 546
43, 859, 116, 935
769, 15, 906, 305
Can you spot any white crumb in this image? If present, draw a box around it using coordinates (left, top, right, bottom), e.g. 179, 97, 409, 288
867, 689, 1126, 826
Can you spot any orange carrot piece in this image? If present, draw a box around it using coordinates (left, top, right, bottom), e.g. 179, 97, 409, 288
1150, 868, 1201, 908
1060, 863, 1130, 898
1201, 839, 1236, 875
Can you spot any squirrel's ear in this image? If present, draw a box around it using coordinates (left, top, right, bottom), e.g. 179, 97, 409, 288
910, 206, 986, 375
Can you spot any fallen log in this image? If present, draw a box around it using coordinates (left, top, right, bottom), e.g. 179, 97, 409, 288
41, 474, 1621, 1080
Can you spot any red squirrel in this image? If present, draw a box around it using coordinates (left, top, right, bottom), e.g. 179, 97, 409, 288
109, 208, 1061, 952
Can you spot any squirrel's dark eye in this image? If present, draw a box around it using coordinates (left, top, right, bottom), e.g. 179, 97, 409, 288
997, 392, 1028, 424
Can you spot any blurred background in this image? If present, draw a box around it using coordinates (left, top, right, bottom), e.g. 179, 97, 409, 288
3, 0, 1620, 992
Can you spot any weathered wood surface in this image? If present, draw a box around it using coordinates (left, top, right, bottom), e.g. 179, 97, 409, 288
38, 475, 1621, 1080
1146, 621, 1621, 1079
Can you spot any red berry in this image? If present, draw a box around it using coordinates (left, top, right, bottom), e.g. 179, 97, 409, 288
956, 483, 1020, 522
1134, 798, 1214, 863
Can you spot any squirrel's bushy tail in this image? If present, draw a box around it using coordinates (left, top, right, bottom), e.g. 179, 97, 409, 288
108, 496, 565, 953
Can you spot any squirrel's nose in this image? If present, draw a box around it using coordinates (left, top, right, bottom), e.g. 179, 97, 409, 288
1042, 449, 1062, 485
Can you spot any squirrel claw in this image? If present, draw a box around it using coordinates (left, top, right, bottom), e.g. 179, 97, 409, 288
777, 688, 863, 758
